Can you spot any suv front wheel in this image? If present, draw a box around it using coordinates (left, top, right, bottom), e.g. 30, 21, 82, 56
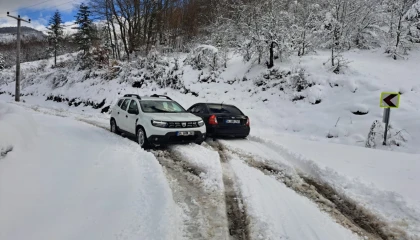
137, 127, 148, 148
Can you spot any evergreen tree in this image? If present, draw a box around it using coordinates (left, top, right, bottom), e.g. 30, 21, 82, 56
74, 3, 95, 55
47, 10, 64, 66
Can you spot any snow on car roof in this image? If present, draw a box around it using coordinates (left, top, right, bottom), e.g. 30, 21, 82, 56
140, 97, 172, 101
119, 96, 172, 101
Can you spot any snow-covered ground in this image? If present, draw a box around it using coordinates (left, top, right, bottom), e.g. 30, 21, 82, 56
1, 48, 419, 239
0, 103, 183, 240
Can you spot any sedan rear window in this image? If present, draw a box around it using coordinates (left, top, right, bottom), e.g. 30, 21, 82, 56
207, 104, 243, 115
141, 101, 186, 113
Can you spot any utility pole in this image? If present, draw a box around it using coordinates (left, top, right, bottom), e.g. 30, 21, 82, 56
7, 12, 31, 102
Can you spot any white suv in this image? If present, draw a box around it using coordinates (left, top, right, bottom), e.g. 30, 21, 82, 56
110, 94, 206, 148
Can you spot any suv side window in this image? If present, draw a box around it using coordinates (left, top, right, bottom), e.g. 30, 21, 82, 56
128, 100, 139, 114
117, 99, 124, 107
120, 99, 130, 111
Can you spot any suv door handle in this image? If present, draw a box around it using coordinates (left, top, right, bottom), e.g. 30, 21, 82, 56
126, 115, 128, 118
117, 112, 119, 114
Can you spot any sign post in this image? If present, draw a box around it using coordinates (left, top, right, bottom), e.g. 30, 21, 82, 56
382, 108, 391, 145
380, 92, 400, 145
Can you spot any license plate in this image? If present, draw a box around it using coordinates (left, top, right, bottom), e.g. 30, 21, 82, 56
226, 120, 240, 124
177, 131, 195, 136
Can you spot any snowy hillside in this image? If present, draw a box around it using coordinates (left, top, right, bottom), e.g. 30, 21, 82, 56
0, 27, 45, 43
0, 49, 419, 154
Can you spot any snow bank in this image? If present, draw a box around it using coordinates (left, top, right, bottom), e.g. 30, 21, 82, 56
0, 111, 183, 240
170, 144, 224, 193
0, 101, 37, 158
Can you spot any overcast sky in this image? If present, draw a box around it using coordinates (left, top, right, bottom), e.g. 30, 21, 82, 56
0, 0, 84, 32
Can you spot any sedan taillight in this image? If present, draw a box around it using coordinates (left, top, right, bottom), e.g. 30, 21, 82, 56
209, 115, 218, 125
246, 117, 250, 126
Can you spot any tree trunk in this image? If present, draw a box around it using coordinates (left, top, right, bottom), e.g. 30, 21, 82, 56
267, 41, 275, 69
110, 3, 129, 60
109, 16, 120, 60
302, 30, 306, 56
395, 13, 403, 60
105, 0, 115, 59
54, 48, 57, 66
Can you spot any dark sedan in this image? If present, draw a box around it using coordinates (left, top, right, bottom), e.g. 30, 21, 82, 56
187, 103, 250, 138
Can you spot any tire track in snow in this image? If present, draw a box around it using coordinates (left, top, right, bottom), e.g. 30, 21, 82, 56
205, 141, 251, 240
217, 139, 409, 240
151, 148, 230, 240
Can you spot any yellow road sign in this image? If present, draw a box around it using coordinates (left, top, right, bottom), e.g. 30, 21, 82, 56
380, 92, 400, 108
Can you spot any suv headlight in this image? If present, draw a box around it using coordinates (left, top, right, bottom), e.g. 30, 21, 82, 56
151, 120, 168, 128
198, 120, 205, 127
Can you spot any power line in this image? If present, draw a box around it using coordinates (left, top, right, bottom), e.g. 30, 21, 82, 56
9, 0, 57, 13
8, 0, 82, 18
16, 0, 78, 17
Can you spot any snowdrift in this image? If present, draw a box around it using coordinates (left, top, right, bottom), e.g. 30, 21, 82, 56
0, 102, 37, 158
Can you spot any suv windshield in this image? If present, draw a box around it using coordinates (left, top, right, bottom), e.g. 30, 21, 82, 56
207, 104, 243, 115
141, 101, 186, 113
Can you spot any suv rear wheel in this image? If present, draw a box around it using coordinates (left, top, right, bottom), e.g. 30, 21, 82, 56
137, 127, 148, 148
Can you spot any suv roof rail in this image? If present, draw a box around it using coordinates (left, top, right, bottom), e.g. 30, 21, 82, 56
150, 94, 172, 100
124, 94, 142, 100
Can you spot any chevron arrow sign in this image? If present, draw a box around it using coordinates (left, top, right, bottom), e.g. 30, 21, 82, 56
380, 92, 400, 108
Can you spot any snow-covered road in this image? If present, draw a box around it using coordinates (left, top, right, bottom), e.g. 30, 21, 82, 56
0, 105, 182, 240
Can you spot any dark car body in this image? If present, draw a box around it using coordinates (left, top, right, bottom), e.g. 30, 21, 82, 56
187, 103, 250, 138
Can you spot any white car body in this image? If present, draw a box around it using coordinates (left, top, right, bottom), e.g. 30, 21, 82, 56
110, 94, 206, 146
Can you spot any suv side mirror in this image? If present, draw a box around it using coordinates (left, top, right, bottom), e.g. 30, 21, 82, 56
128, 108, 139, 115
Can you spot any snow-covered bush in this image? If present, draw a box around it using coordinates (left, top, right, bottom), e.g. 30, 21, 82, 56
185, 45, 221, 70
366, 120, 385, 148
251, 67, 314, 98
37, 60, 48, 71
198, 71, 221, 83
289, 67, 312, 92
91, 46, 110, 68
365, 120, 409, 148
78, 52, 95, 70
105, 60, 122, 80
405, 1, 420, 43
350, 104, 369, 115
0, 53, 5, 70
51, 69, 69, 89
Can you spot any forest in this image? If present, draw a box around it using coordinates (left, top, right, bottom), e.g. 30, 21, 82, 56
0, 0, 419, 71
86, 0, 420, 67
